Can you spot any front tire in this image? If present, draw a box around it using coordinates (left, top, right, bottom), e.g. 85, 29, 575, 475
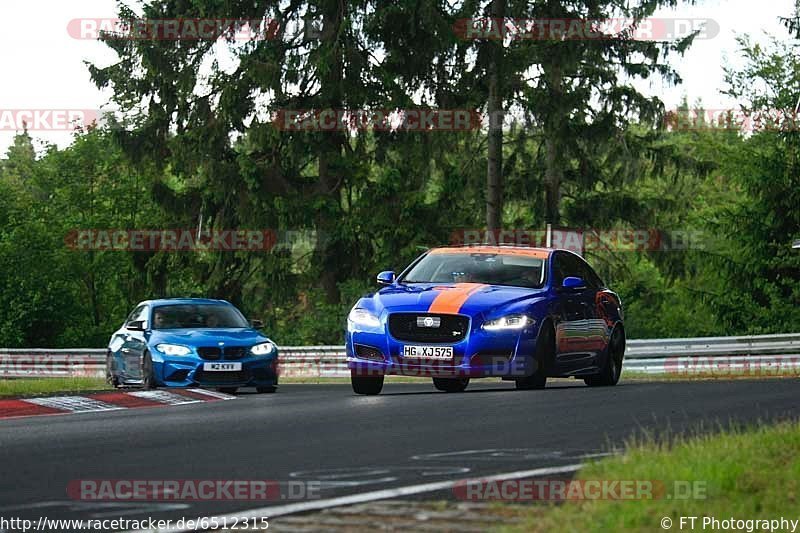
256, 386, 276, 394
141, 351, 157, 390
432, 377, 470, 392
351, 375, 384, 395
106, 354, 120, 388
585, 327, 625, 387
516, 322, 553, 390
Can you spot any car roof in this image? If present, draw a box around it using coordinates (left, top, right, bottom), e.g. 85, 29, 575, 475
428, 245, 553, 259
139, 298, 232, 307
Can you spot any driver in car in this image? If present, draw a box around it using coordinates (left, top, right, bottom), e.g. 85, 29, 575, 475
152, 310, 169, 329
205, 313, 221, 328
453, 271, 476, 283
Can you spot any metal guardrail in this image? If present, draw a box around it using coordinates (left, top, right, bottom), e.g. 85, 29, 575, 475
1, 334, 799, 379
624, 334, 800, 374
0, 349, 107, 378
625, 333, 800, 358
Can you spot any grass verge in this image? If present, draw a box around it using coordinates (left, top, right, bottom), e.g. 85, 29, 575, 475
279, 376, 426, 384
0, 377, 110, 398
622, 370, 800, 382
282, 373, 800, 384
505, 420, 800, 532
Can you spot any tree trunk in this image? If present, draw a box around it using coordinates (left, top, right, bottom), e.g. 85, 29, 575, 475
314, 0, 345, 304
543, 59, 563, 226
316, 149, 342, 304
486, 0, 506, 232
544, 136, 561, 226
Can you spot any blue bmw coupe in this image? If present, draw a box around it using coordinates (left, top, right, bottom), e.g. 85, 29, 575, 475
346, 246, 625, 395
107, 298, 279, 393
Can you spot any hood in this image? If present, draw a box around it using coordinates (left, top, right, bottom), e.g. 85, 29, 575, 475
149, 328, 269, 347
365, 283, 546, 319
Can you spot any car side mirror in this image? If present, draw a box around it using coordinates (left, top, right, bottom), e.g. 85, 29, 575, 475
127, 320, 146, 331
376, 271, 396, 285
250, 319, 264, 329
562, 276, 586, 291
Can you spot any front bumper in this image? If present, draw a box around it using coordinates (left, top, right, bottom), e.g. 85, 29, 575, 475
346, 325, 537, 379
154, 354, 279, 388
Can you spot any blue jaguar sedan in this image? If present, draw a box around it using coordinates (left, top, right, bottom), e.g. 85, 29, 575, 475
346, 246, 625, 395
106, 298, 279, 394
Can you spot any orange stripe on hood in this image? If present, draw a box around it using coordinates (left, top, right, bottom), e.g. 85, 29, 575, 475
428, 283, 487, 314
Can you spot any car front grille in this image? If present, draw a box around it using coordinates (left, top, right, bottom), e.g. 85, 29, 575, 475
223, 347, 247, 360
197, 347, 222, 360
197, 347, 248, 360
388, 313, 469, 343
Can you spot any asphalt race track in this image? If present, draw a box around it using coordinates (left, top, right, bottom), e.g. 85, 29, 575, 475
1, 378, 799, 531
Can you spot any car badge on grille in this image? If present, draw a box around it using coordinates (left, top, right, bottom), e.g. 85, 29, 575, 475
218, 342, 225, 346
417, 316, 441, 328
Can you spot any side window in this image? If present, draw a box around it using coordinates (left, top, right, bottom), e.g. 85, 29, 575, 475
126, 305, 148, 327
582, 262, 605, 289
553, 252, 604, 289
561, 253, 584, 280
550, 253, 566, 287
578, 259, 603, 289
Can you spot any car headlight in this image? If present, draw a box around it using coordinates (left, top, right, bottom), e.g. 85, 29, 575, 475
482, 314, 533, 331
251, 342, 276, 356
155, 343, 191, 356
347, 308, 381, 329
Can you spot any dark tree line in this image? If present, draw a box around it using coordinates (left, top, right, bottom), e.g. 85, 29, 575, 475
0, 1, 797, 346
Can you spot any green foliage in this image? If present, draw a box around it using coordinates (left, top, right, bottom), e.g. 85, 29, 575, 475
513, 420, 800, 532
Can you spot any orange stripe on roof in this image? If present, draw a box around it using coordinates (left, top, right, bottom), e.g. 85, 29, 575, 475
428, 283, 487, 314
429, 247, 551, 259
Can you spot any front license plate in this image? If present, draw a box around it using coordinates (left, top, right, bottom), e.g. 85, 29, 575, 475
402, 345, 454, 359
203, 362, 242, 372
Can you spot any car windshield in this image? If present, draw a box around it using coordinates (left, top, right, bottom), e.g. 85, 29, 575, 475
151, 304, 249, 330
400, 252, 546, 289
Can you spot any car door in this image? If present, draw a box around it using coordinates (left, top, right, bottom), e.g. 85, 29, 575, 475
575, 257, 609, 357
580, 261, 620, 357
121, 304, 149, 380
551, 252, 592, 365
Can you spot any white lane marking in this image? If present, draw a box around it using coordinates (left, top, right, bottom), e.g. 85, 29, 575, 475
0, 501, 189, 519
24, 396, 125, 413
580, 452, 614, 459
411, 448, 565, 461
126, 463, 582, 533
0, 502, 70, 512
288, 466, 472, 488
187, 388, 237, 400
128, 391, 203, 406
86, 502, 191, 519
